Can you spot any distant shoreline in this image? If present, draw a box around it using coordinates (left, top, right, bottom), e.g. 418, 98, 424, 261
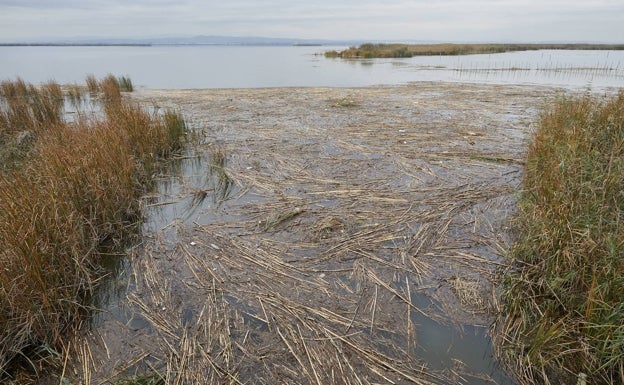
0, 43, 329, 47
5, 42, 623, 51
325, 43, 624, 58
0, 43, 152, 47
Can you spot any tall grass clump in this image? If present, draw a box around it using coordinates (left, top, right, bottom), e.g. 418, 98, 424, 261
117, 75, 134, 92
66, 83, 86, 110
163, 109, 187, 153
104, 102, 187, 179
99, 74, 123, 106
0, 79, 65, 168
501, 91, 624, 384
0, 79, 63, 133
85, 74, 99, 94
0, 77, 187, 380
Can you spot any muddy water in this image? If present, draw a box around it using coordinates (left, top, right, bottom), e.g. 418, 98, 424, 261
409, 295, 512, 385
94, 153, 514, 385
72, 83, 569, 384
146, 165, 513, 384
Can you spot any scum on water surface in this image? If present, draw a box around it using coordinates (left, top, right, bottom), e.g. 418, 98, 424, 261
67, 83, 567, 384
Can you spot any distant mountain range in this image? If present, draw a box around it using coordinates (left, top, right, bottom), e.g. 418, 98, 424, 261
137, 35, 362, 46
2, 35, 611, 47
1, 35, 368, 46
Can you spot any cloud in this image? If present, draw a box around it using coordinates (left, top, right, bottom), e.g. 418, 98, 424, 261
0, 0, 622, 42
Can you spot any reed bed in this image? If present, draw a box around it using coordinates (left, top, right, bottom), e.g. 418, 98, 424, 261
0, 79, 63, 135
0, 77, 187, 381
500, 91, 624, 384
118, 76, 134, 93
453, 61, 624, 82
325, 43, 624, 59
85, 74, 99, 94
70, 85, 559, 384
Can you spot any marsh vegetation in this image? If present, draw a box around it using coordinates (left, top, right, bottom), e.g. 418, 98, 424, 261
501, 91, 624, 385
325, 43, 624, 59
0, 76, 186, 382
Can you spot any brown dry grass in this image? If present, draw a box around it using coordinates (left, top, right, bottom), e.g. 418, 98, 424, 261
0, 77, 187, 382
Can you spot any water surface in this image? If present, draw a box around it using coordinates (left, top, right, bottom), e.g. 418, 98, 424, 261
1, 45, 623, 89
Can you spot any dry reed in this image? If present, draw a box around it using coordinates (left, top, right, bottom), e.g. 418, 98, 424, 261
0, 76, 187, 381
70, 85, 558, 384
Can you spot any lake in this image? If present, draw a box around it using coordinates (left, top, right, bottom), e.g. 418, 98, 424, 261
1, 45, 623, 89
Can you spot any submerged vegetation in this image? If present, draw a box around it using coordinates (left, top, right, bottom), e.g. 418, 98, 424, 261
207, 146, 234, 204
501, 91, 624, 384
325, 43, 624, 59
0, 76, 187, 381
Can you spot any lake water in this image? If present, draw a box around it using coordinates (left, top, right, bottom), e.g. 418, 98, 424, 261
1, 45, 623, 90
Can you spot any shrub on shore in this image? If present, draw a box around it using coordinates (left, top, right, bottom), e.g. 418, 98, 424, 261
0, 76, 187, 380
501, 91, 624, 384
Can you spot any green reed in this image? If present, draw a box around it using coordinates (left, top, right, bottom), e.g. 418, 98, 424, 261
501, 91, 624, 385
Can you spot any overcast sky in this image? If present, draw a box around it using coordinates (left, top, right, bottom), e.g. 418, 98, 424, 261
1, 0, 622, 43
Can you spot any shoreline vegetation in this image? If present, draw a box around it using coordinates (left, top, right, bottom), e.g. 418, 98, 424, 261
324, 43, 624, 58
0, 76, 186, 382
501, 91, 624, 384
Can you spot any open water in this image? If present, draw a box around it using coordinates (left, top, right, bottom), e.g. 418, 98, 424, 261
1, 45, 623, 90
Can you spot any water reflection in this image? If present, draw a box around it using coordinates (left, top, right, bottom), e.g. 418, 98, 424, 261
62, 92, 102, 123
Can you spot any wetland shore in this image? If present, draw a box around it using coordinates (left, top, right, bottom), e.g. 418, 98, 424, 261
66, 82, 567, 384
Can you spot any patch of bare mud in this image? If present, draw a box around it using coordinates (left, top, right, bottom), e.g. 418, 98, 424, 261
66, 83, 562, 384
